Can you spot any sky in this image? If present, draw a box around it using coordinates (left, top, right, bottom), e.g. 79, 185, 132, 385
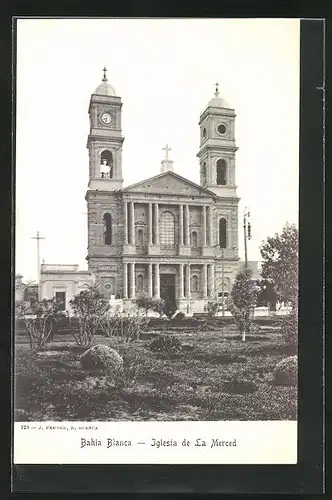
15, 18, 300, 283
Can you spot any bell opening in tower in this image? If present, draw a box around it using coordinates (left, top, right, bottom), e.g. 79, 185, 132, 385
100, 150, 114, 178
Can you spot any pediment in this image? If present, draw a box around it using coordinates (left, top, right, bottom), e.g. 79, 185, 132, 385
122, 172, 215, 198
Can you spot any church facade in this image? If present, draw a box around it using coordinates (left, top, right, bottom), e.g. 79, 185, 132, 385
85, 70, 240, 313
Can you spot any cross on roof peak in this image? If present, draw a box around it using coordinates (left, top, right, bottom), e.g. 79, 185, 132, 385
215, 81, 220, 97
162, 144, 172, 161
102, 66, 108, 82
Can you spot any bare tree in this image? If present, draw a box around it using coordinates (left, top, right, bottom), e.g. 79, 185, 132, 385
15, 298, 61, 350
69, 282, 110, 348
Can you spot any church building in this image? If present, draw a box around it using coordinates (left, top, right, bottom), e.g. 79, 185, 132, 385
86, 69, 240, 314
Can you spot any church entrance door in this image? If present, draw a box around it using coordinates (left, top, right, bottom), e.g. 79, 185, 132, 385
160, 274, 176, 316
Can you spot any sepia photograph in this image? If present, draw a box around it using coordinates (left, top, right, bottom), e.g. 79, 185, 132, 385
14, 18, 299, 428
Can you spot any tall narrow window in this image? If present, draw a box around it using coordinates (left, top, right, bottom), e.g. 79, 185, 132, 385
103, 213, 112, 245
191, 275, 198, 292
216, 159, 227, 185
100, 150, 114, 178
160, 211, 175, 247
137, 274, 144, 292
219, 218, 227, 248
191, 231, 198, 247
137, 228, 144, 246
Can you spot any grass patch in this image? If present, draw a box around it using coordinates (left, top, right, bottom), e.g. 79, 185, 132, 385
14, 328, 297, 421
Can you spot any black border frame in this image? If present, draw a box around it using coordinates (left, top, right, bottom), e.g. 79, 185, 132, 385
2, 13, 325, 495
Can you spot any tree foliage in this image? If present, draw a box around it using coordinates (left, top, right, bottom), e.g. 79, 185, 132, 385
260, 223, 298, 307
15, 298, 61, 350
229, 268, 259, 340
256, 278, 278, 310
69, 283, 110, 348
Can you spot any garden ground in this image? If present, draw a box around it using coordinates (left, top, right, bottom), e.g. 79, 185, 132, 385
15, 324, 297, 421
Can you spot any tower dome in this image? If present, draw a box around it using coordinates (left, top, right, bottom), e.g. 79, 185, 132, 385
207, 82, 230, 108
94, 67, 116, 96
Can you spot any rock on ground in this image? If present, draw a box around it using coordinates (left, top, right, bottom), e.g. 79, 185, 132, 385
273, 355, 297, 386
80, 344, 123, 375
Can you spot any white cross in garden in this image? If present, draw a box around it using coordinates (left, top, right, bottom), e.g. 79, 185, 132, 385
162, 144, 172, 161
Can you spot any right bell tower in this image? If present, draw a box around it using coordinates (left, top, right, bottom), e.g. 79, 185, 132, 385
197, 83, 238, 198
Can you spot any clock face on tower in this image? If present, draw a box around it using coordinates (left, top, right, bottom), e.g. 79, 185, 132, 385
100, 112, 112, 125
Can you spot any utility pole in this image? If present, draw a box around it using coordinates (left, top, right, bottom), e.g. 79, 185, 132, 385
243, 208, 251, 269
31, 231, 45, 300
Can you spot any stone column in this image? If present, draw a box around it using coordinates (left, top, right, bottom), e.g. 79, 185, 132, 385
185, 205, 190, 246
130, 202, 135, 245
202, 205, 207, 246
179, 204, 184, 246
209, 263, 215, 297
148, 263, 153, 297
185, 263, 191, 298
130, 262, 135, 298
179, 263, 184, 298
207, 151, 212, 183
154, 263, 160, 297
123, 263, 128, 298
202, 263, 208, 298
124, 202, 128, 244
148, 202, 153, 245
208, 206, 213, 246
154, 203, 159, 244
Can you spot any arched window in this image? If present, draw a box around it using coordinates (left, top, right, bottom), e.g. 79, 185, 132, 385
160, 211, 175, 247
137, 274, 144, 292
103, 213, 112, 245
137, 228, 144, 246
191, 231, 198, 247
191, 275, 199, 292
216, 159, 227, 185
201, 162, 207, 185
100, 150, 114, 178
219, 218, 227, 248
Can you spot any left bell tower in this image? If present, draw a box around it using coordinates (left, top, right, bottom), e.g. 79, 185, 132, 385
87, 67, 124, 191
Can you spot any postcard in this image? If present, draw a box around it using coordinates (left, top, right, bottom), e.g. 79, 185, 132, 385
14, 17, 299, 466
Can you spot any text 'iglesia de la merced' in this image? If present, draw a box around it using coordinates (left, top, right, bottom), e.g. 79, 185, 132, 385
29, 69, 255, 315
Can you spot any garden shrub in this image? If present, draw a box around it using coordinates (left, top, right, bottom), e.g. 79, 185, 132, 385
205, 300, 219, 317
120, 349, 152, 385
134, 294, 166, 317
273, 355, 297, 386
100, 313, 149, 342
280, 310, 298, 346
79, 344, 123, 376
149, 335, 182, 355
